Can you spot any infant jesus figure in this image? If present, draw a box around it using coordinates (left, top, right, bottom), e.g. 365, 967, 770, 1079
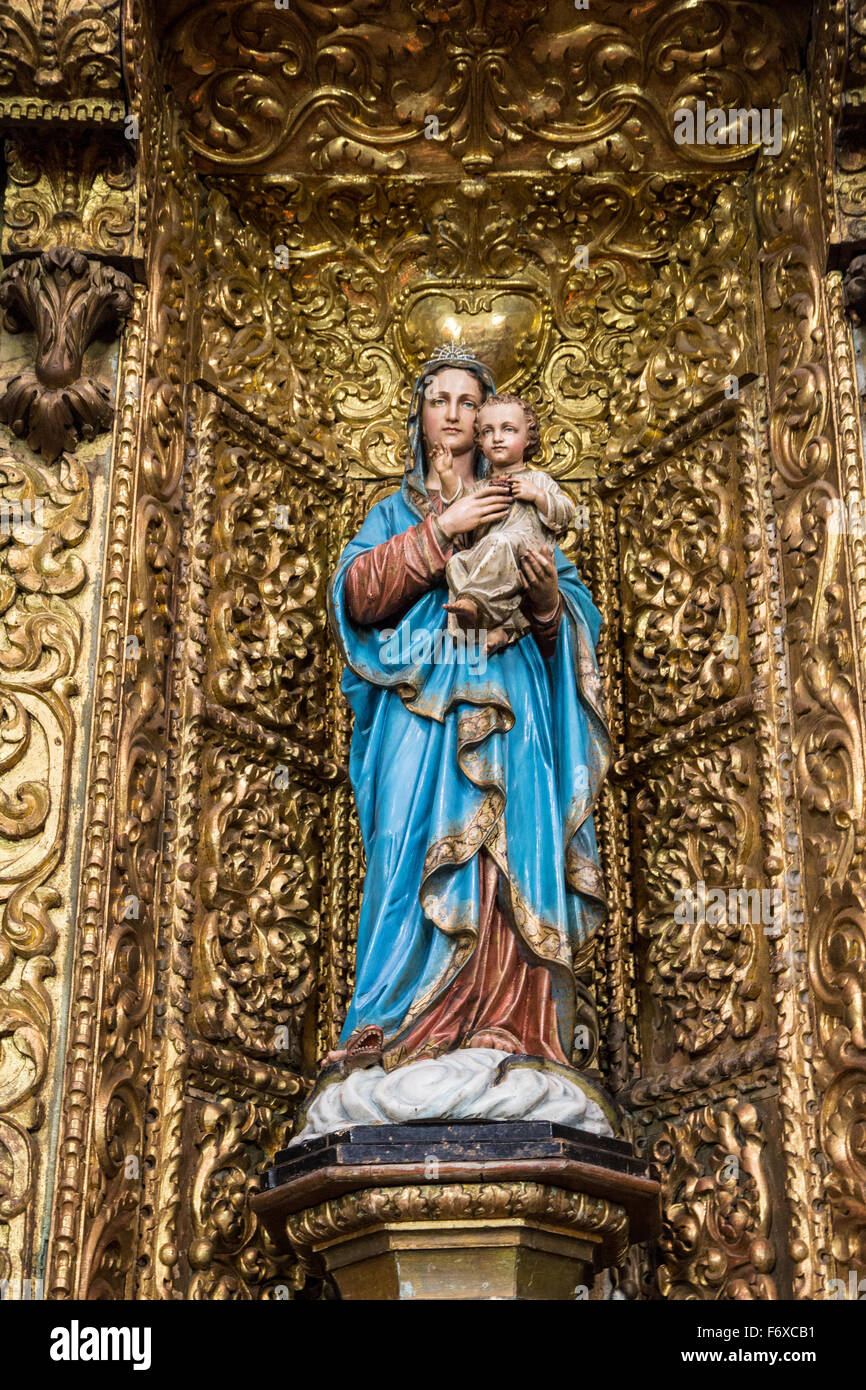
430, 393, 576, 652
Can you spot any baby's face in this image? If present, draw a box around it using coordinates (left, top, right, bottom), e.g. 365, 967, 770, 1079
476, 402, 529, 467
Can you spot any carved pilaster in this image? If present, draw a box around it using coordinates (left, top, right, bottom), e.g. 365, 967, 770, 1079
755, 74, 865, 1294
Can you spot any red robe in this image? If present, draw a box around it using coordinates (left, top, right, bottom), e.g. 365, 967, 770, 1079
344, 494, 570, 1066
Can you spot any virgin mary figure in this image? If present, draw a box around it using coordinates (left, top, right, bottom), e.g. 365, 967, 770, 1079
325, 347, 610, 1082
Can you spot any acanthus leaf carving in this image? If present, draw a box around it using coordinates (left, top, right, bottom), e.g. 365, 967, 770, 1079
0, 0, 122, 98
0, 248, 133, 461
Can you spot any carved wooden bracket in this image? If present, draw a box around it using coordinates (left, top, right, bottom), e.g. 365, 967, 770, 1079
0, 246, 133, 461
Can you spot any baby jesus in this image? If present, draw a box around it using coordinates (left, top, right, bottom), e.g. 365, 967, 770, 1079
430, 393, 576, 652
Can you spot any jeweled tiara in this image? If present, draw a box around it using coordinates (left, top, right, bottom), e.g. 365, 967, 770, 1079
424, 343, 481, 365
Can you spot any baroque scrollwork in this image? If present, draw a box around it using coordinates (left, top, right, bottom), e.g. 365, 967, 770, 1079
0, 0, 123, 103
633, 744, 765, 1062
0, 437, 95, 1297
810, 880, 866, 1270
756, 75, 866, 1287
205, 401, 334, 742
49, 86, 199, 1299
163, 0, 802, 176
283, 1181, 630, 1273
194, 745, 323, 1063
619, 428, 747, 741
605, 181, 756, 461
1, 135, 140, 265
202, 173, 751, 483
185, 1097, 300, 1300
653, 1099, 779, 1300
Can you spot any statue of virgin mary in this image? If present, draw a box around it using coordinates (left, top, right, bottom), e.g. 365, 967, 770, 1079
320, 347, 610, 1118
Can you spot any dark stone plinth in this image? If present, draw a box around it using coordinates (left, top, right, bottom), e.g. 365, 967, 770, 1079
270, 1121, 642, 1182
256, 1121, 660, 1247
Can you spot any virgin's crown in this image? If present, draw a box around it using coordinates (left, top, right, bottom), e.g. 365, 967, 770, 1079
425, 343, 481, 365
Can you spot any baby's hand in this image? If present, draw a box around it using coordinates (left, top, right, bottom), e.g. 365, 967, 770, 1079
511, 476, 544, 508
428, 441, 455, 478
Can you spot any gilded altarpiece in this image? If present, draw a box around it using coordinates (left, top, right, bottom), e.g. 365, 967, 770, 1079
0, 0, 865, 1301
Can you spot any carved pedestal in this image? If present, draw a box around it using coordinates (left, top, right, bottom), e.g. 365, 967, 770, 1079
252, 1123, 660, 1301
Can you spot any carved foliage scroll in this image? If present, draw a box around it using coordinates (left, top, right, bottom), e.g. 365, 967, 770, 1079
204, 414, 333, 746
634, 743, 768, 1065
2, 135, 141, 267
163, 0, 805, 177
0, 0, 123, 107
194, 743, 324, 1060
182, 1095, 300, 1300
0, 438, 98, 1299
653, 1099, 781, 1300
619, 427, 750, 742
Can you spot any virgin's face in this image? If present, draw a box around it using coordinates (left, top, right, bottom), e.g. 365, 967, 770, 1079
420, 368, 484, 459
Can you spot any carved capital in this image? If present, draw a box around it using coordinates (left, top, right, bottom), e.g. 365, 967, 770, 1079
1, 135, 141, 268
0, 0, 124, 126
0, 246, 133, 460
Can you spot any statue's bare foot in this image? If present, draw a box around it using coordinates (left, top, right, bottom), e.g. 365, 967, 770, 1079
322, 1024, 384, 1073
443, 597, 479, 632
484, 626, 510, 653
